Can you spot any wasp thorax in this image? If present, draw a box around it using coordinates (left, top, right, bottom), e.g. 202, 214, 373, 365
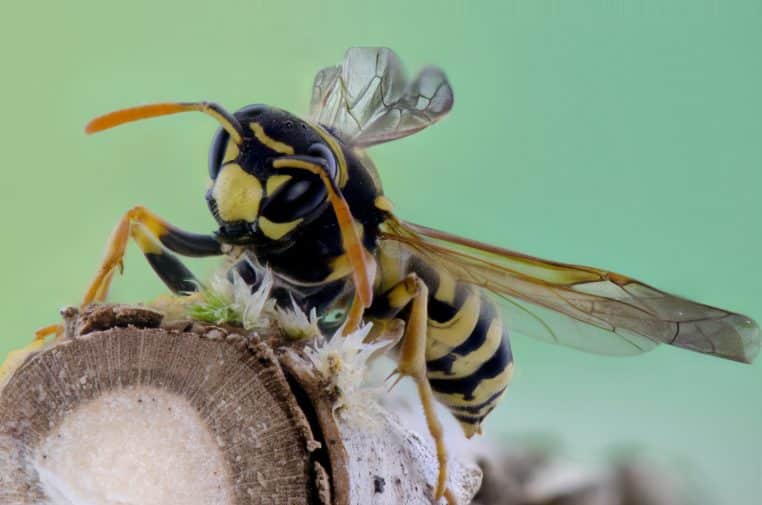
206, 105, 338, 245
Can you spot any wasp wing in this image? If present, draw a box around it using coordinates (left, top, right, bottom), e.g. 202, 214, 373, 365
380, 219, 760, 363
309, 47, 454, 147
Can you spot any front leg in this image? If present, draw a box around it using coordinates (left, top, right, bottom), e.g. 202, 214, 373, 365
82, 206, 224, 304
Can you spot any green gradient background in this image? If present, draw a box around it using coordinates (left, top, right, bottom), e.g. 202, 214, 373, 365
1, 1, 760, 502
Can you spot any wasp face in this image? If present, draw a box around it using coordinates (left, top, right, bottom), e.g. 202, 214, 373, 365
206, 105, 338, 247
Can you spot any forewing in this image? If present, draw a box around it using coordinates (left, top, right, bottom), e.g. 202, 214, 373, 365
309, 47, 454, 147
380, 219, 760, 363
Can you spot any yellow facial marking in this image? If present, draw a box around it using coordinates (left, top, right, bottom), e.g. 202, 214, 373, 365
212, 163, 262, 222
266, 174, 292, 195
374, 196, 394, 212
249, 122, 294, 155
223, 140, 240, 163
258, 216, 302, 240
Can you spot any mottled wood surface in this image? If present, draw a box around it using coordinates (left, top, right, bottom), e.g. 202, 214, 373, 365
0, 324, 318, 504
0, 306, 482, 505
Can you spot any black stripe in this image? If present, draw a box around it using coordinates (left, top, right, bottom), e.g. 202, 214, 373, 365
160, 230, 222, 257
453, 403, 498, 425
428, 297, 458, 323
427, 283, 471, 324
448, 387, 507, 415
426, 298, 498, 374
452, 282, 470, 308
409, 256, 440, 294
367, 294, 395, 319
146, 252, 198, 294
428, 336, 513, 401
454, 413, 485, 425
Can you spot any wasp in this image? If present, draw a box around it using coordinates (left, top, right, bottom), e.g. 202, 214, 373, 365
68, 48, 759, 504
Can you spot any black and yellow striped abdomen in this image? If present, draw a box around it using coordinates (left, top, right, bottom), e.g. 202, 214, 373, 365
409, 258, 514, 438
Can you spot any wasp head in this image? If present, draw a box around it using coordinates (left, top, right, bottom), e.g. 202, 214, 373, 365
85, 101, 341, 248
206, 105, 339, 247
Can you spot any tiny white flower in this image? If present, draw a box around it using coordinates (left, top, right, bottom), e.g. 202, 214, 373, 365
237, 269, 275, 330
274, 296, 321, 341
303, 322, 395, 410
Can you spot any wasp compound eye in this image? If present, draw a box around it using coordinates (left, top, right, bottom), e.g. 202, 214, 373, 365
308, 143, 338, 181
208, 128, 230, 179
262, 175, 327, 222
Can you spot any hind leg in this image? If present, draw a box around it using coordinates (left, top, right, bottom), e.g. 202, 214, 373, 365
381, 274, 457, 505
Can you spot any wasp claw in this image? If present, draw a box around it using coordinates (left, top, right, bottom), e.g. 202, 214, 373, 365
385, 368, 403, 392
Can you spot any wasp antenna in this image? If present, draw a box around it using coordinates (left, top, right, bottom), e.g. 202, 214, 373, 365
85, 102, 244, 144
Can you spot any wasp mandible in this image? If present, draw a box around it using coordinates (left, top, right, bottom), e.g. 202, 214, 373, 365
75, 48, 760, 505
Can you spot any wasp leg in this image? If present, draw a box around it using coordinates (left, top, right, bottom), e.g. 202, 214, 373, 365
34, 324, 64, 341
379, 274, 456, 505
82, 206, 223, 305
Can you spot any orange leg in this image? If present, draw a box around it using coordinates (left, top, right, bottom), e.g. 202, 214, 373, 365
82, 210, 131, 305
81, 206, 223, 306
391, 276, 456, 505
34, 324, 64, 341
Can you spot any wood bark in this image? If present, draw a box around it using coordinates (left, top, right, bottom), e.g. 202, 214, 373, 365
0, 305, 481, 505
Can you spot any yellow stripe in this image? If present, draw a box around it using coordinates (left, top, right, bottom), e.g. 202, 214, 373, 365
258, 216, 302, 240
387, 276, 417, 310
266, 174, 292, 195
376, 241, 409, 292
437, 363, 514, 410
374, 196, 394, 212
434, 270, 458, 304
427, 317, 504, 380
249, 122, 295, 155
435, 363, 514, 440
223, 140, 240, 163
131, 223, 163, 254
425, 292, 481, 360
323, 254, 354, 282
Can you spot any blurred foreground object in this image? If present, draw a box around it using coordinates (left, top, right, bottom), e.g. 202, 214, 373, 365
0, 305, 480, 505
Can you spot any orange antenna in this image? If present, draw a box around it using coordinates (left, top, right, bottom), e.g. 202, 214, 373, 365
273, 156, 375, 309
85, 102, 244, 144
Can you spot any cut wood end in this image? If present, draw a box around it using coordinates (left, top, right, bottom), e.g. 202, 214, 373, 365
0, 304, 482, 505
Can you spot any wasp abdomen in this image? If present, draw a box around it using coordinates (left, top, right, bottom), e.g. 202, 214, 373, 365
409, 259, 514, 438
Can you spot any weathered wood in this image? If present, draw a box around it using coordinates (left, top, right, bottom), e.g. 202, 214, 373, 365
0, 306, 482, 504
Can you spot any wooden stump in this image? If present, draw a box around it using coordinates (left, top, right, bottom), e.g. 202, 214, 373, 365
0, 305, 481, 505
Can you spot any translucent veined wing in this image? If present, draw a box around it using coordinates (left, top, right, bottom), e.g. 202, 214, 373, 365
380, 218, 761, 363
309, 47, 454, 147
